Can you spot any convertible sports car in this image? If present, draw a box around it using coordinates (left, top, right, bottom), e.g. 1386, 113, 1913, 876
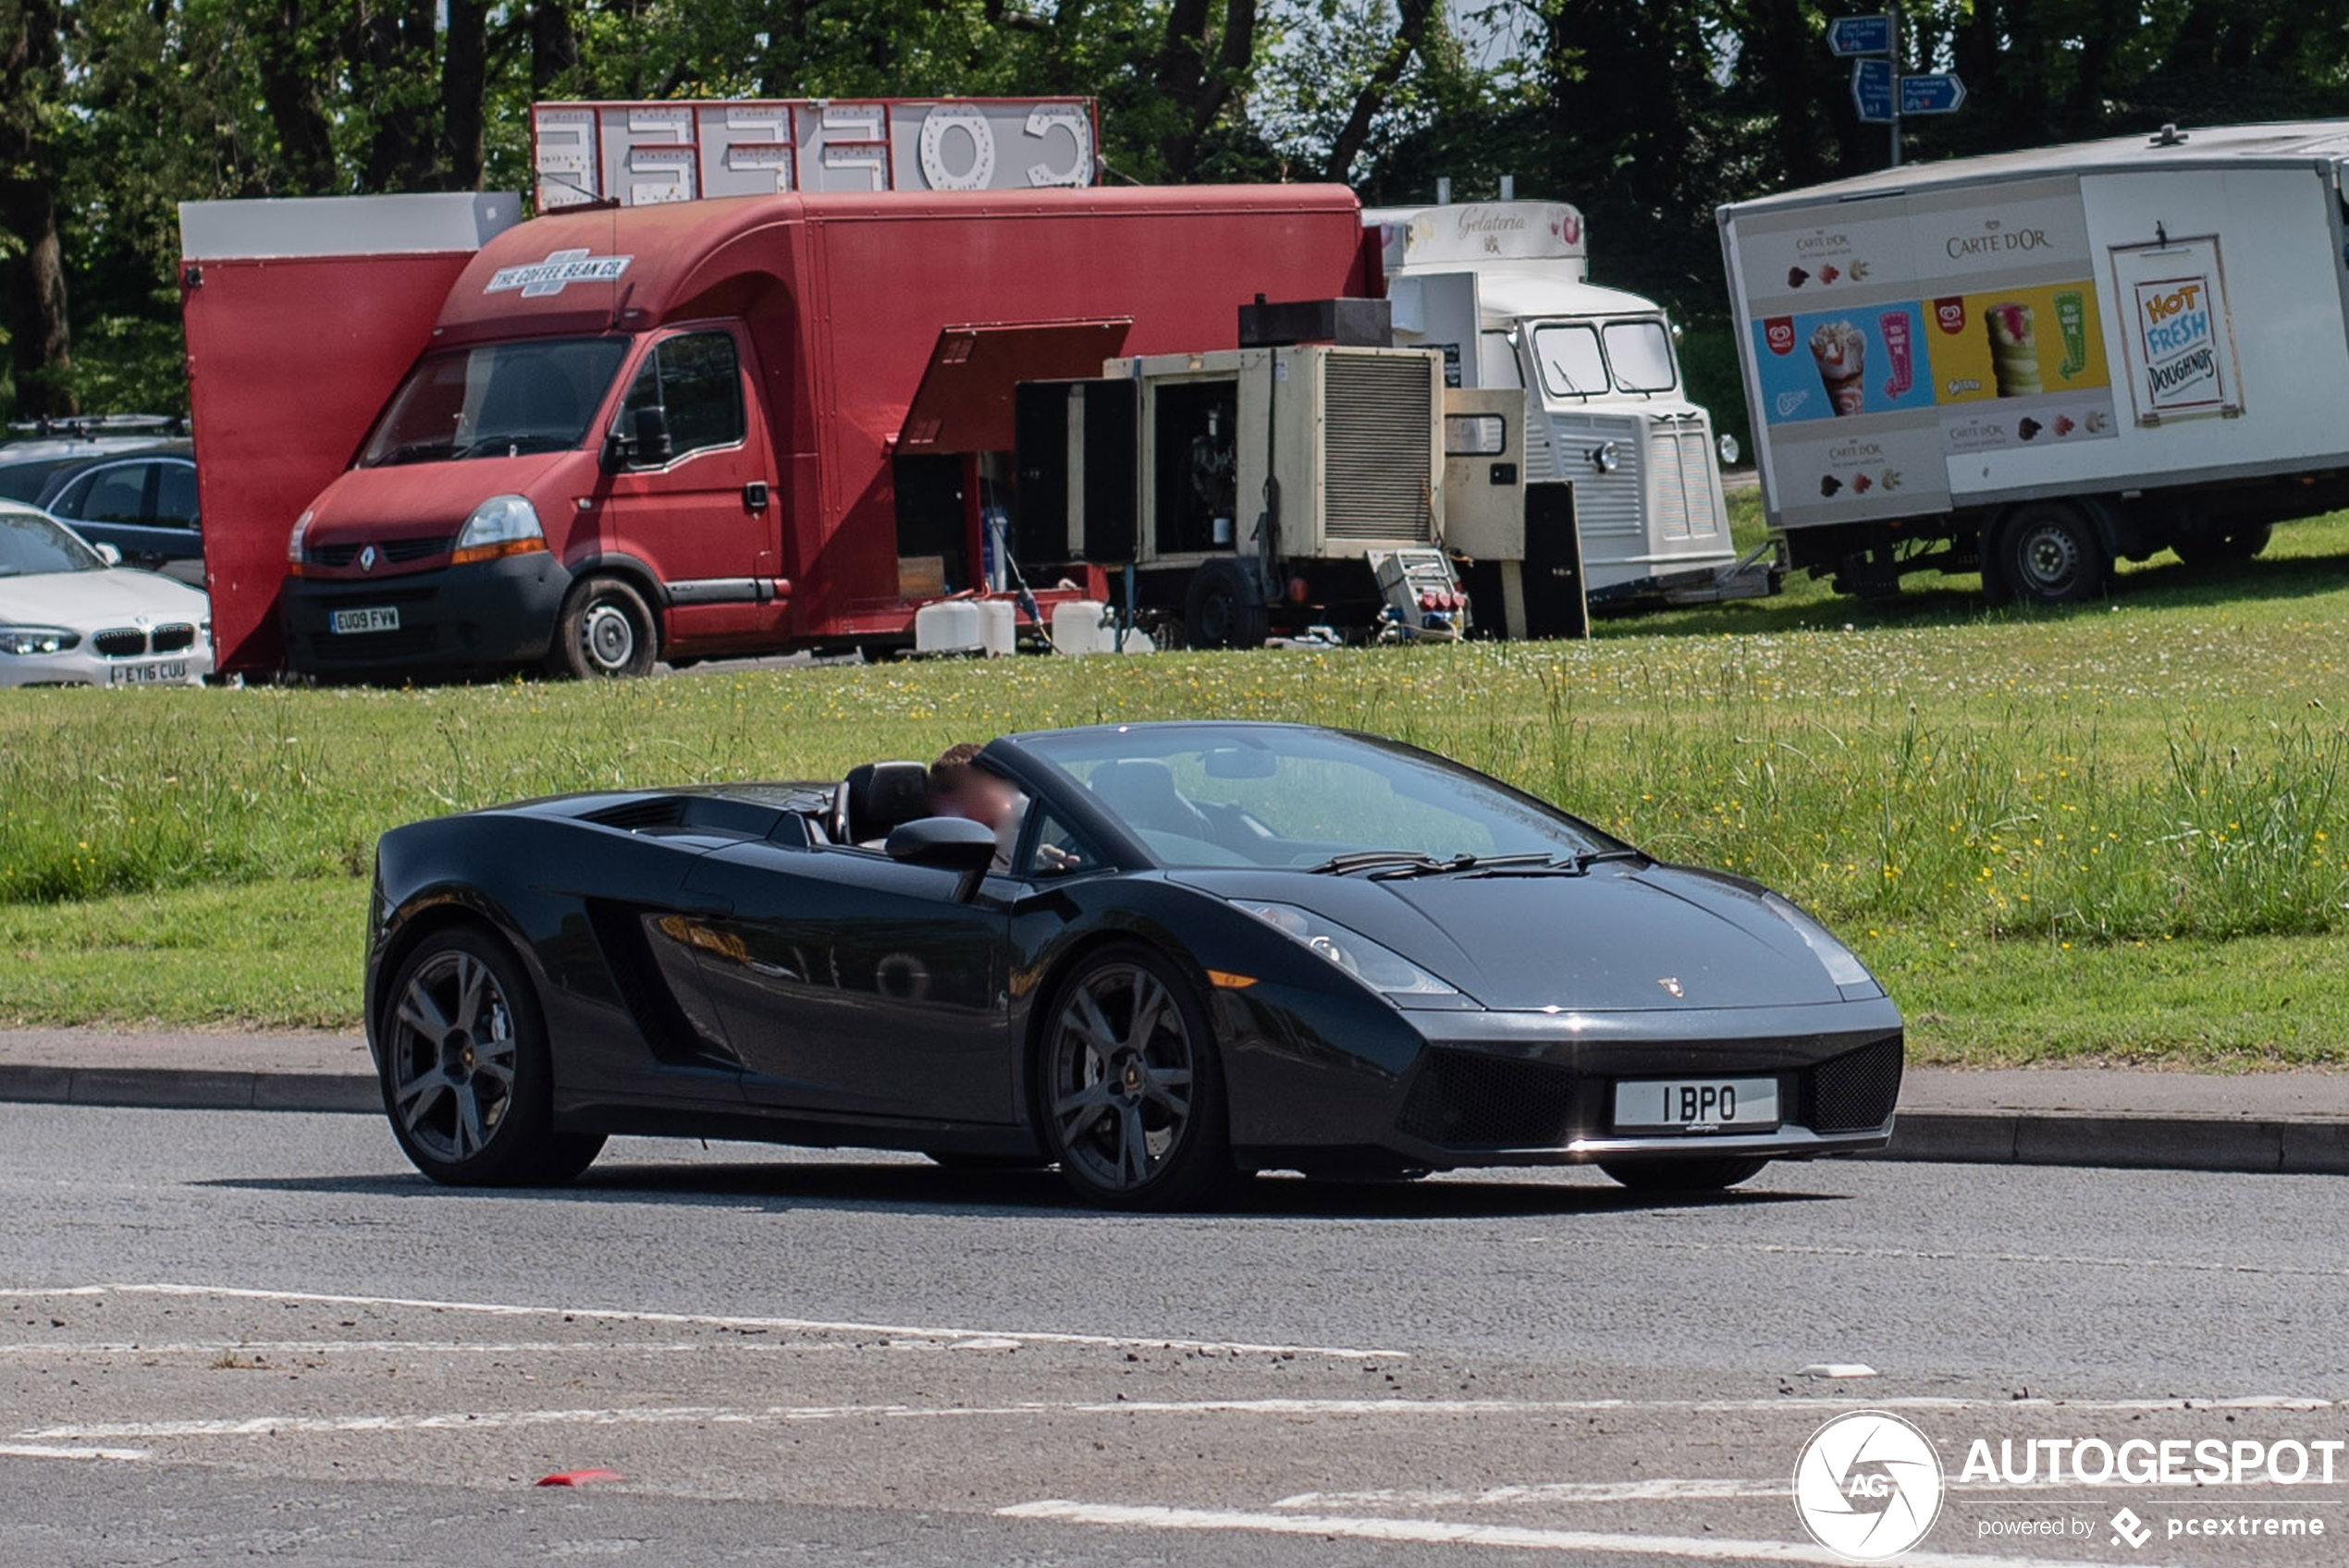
366, 721, 1903, 1207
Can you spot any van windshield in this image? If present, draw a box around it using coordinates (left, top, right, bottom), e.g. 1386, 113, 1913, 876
360, 337, 632, 467
1531, 319, 1680, 398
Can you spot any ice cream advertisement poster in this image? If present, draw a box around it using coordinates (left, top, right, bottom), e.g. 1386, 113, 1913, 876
2109, 237, 2241, 422
1752, 303, 1937, 424
1924, 282, 2119, 453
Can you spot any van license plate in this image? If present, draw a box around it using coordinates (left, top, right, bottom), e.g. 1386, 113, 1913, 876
1614, 1077, 1779, 1133
109, 660, 188, 686
331, 607, 400, 634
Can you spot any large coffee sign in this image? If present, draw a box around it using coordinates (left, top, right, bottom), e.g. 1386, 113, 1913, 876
2109, 237, 2242, 423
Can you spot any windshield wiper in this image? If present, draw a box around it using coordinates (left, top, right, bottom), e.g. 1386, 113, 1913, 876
372, 440, 458, 467
1302, 851, 1456, 876
1463, 848, 1655, 878
1369, 852, 1556, 881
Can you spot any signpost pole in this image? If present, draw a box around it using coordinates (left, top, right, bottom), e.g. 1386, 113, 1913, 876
1888, 0, 1903, 168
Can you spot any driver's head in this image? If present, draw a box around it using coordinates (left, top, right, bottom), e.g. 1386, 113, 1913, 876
929, 742, 1019, 830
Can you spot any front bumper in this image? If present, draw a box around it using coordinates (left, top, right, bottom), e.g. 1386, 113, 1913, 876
1224, 993, 1904, 1172
0, 642, 215, 690
283, 552, 572, 672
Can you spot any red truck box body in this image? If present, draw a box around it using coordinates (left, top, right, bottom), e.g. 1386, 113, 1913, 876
186, 184, 1371, 675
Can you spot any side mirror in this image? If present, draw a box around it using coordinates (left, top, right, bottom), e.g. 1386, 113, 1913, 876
94, 543, 122, 566
885, 815, 998, 900
633, 405, 673, 466
598, 428, 627, 473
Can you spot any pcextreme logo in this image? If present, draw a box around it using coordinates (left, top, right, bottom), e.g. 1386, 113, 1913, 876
1792, 1410, 1947, 1561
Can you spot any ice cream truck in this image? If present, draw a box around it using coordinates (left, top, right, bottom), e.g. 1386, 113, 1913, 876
1721, 120, 2349, 605
1365, 199, 1773, 606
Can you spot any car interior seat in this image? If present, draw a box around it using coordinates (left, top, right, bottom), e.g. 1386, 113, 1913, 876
1086, 759, 1217, 843
835, 761, 933, 847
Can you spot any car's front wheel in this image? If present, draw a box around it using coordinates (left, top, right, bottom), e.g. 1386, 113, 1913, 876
1597, 1156, 1768, 1194
1037, 944, 1232, 1210
378, 925, 604, 1186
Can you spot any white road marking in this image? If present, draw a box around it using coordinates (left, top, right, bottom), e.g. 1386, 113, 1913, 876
0, 1443, 147, 1462
30, 1392, 2349, 1445
56, 1283, 1404, 1361
1274, 1481, 1787, 1509
997, 1501, 2187, 1568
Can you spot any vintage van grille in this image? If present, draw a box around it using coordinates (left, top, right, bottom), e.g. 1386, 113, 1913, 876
1322, 354, 1433, 543
1806, 1039, 1904, 1133
1648, 427, 1723, 543
1552, 414, 1644, 539
92, 629, 148, 658
1397, 1048, 1579, 1148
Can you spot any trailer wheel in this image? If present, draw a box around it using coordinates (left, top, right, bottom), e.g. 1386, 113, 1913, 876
553, 575, 658, 679
1183, 560, 1269, 650
2172, 521, 2272, 568
1998, 503, 2108, 606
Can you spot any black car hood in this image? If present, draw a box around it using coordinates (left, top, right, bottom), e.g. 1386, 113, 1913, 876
1167, 864, 1847, 1011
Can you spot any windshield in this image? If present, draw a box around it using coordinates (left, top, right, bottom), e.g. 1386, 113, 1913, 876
360, 337, 632, 467
0, 510, 105, 576
1602, 320, 1678, 391
1019, 725, 1617, 869
1531, 319, 1679, 398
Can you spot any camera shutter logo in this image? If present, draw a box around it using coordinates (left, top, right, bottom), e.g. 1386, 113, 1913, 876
1792, 1410, 1946, 1560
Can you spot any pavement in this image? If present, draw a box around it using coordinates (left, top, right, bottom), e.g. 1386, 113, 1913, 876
1, 1027, 2342, 1175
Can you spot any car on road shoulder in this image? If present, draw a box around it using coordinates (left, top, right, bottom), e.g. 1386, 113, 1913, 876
0, 500, 215, 688
364, 721, 1903, 1207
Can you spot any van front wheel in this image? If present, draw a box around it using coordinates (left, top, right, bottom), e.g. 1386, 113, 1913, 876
554, 575, 658, 679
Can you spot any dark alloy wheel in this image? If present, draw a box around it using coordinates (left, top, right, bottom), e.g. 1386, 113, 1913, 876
553, 574, 658, 679
1039, 944, 1232, 1209
378, 926, 604, 1186
1998, 502, 2109, 606
1183, 560, 1269, 651
1597, 1156, 1768, 1194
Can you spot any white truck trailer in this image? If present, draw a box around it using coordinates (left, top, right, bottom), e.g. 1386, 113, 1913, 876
1366, 199, 1771, 606
1720, 120, 2349, 605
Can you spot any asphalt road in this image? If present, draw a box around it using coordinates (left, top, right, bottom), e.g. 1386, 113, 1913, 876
3, 1102, 2343, 1567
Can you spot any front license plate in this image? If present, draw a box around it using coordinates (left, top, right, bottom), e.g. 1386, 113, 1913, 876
1614, 1076, 1780, 1133
331, 606, 400, 634
109, 660, 188, 686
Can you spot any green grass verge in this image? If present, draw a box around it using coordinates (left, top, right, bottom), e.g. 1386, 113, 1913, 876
6, 502, 2349, 1065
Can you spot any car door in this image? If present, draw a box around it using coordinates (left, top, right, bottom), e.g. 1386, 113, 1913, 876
51, 460, 158, 559
596, 325, 781, 639
675, 840, 1015, 1123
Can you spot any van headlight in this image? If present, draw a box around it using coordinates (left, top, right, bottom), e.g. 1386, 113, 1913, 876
451, 495, 547, 564
1231, 900, 1458, 998
287, 508, 313, 566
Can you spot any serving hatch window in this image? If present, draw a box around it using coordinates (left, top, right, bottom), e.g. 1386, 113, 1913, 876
360, 336, 632, 468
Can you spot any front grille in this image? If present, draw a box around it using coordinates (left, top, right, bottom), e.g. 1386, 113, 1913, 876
1322, 353, 1434, 543
92, 628, 147, 658
306, 535, 454, 569
305, 626, 439, 663
1397, 1048, 1579, 1148
150, 624, 196, 654
1806, 1040, 1904, 1133
1647, 426, 1723, 544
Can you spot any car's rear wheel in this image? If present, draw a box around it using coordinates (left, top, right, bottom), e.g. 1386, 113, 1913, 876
553, 574, 658, 679
378, 925, 603, 1186
1038, 944, 1232, 1210
1597, 1156, 1768, 1194
1997, 502, 2108, 606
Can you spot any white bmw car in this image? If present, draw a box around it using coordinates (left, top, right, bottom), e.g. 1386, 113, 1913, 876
0, 499, 214, 688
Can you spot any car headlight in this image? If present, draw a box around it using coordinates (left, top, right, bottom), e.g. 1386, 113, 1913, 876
287, 508, 313, 566
1231, 900, 1458, 998
1763, 892, 1881, 997
0, 626, 80, 655
452, 494, 546, 563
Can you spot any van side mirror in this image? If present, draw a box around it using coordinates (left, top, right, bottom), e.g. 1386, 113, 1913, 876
633, 405, 673, 466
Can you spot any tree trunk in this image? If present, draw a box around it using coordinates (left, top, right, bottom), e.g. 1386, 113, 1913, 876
442, 0, 489, 190
0, 0, 73, 415
1153, 0, 1215, 177
356, 0, 443, 190
1322, 0, 1438, 183
529, 0, 576, 96
253, 0, 338, 194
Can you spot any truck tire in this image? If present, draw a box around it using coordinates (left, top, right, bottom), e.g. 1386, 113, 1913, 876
1183, 560, 1269, 650
552, 575, 658, 679
2172, 521, 2272, 568
1997, 502, 2109, 606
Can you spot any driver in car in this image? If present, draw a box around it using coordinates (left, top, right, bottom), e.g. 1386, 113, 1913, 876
929, 742, 1081, 874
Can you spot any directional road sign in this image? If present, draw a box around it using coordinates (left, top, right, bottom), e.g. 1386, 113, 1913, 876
1851, 59, 1895, 125
1900, 72, 1968, 116
1827, 15, 1892, 57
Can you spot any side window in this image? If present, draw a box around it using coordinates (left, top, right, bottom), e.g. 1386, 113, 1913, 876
619, 331, 744, 465
154, 463, 199, 529
1021, 807, 1100, 879
75, 464, 154, 524
50, 471, 97, 519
